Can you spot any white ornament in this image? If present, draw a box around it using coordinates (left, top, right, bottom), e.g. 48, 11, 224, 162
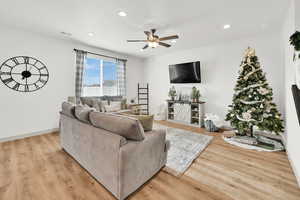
263, 113, 269, 118
242, 112, 252, 121
260, 104, 264, 108
258, 87, 269, 95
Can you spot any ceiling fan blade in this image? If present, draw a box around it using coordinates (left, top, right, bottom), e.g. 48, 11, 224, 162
159, 35, 179, 41
127, 40, 147, 42
151, 29, 156, 34
159, 42, 171, 48
142, 44, 149, 49
144, 31, 151, 36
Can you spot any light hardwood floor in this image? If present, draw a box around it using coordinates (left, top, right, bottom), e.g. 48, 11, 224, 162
0, 120, 299, 200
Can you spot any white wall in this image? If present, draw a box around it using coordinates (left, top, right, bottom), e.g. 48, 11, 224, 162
0, 25, 144, 140
144, 33, 285, 125
282, 0, 300, 186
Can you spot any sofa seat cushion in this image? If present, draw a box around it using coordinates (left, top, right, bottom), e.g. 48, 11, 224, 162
61, 102, 76, 118
89, 112, 145, 141
75, 105, 96, 123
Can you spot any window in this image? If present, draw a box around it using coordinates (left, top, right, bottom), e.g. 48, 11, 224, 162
82, 56, 125, 97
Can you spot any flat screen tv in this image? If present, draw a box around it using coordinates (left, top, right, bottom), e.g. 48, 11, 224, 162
169, 61, 201, 83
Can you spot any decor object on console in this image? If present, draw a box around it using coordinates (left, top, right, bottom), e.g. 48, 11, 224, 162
0, 56, 49, 92
167, 100, 205, 127
225, 47, 284, 137
168, 86, 177, 101
191, 86, 201, 102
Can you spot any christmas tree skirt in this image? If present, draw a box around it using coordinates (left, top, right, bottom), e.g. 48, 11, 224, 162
222, 136, 284, 152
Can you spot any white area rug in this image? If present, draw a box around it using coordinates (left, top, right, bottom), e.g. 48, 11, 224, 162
154, 123, 213, 176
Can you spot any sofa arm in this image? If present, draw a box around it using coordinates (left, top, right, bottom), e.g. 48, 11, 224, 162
118, 129, 167, 199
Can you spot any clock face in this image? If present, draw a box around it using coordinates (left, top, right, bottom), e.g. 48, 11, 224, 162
0, 56, 49, 92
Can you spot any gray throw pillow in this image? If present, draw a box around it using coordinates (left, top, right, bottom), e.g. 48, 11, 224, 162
89, 112, 145, 141
75, 105, 96, 123
61, 102, 76, 118
80, 97, 102, 112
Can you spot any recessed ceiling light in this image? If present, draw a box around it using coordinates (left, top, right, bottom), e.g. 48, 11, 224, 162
171, 40, 177, 43
118, 11, 127, 17
88, 32, 94, 36
223, 24, 231, 29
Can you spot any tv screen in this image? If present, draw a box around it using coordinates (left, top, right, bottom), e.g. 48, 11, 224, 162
169, 61, 201, 83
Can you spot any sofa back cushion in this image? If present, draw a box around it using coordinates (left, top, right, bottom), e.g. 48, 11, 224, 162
61, 102, 76, 118
89, 112, 145, 141
75, 105, 96, 123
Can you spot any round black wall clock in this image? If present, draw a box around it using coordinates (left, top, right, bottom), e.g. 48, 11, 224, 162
0, 56, 49, 92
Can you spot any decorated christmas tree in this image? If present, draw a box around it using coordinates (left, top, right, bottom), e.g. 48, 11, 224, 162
226, 47, 284, 137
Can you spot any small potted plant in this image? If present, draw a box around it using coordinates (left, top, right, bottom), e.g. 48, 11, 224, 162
191, 87, 201, 102
168, 86, 177, 101
290, 31, 300, 61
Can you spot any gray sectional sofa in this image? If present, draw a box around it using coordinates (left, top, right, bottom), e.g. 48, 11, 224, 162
59, 102, 169, 200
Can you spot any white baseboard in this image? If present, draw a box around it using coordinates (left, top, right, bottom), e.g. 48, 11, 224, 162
0, 128, 59, 143
286, 149, 300, 188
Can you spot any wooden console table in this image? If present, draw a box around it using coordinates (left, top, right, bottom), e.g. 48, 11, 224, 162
166, 100, 205, 127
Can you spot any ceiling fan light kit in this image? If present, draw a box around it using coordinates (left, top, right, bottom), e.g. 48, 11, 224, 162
127, 29, 179, 50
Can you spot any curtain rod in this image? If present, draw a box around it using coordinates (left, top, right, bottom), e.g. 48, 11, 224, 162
73, 48, 127, 62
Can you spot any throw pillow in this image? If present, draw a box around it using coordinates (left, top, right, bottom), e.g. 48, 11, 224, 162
124, 114, 154, 131
80, 97, 102, 112
80, 97, 94, 106
101, 100, 109, 112
61, 102, 76, 118
75, 105, 96, 123
121, 98, 127, 109
104, 101, 122, 112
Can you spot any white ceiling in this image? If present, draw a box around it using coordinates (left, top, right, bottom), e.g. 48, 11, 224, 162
0, 0, 290, 58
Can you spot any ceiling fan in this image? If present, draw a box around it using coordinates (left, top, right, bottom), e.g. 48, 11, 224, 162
127, 29, 179, 50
